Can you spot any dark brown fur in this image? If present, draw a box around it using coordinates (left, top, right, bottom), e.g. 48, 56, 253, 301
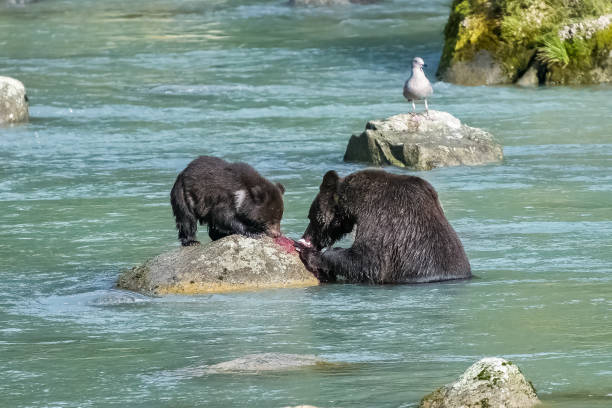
170, 156, 285, 246
298, 169, 471, 283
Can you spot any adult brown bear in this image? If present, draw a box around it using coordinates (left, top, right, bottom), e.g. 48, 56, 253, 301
170, 156, 285, 246
296, 169, 471, 283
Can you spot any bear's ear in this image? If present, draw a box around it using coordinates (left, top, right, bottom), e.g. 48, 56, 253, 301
320, 170, 339, 192
276, 183, 285, 195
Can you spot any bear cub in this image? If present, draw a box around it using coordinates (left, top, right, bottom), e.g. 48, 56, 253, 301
170, 156, 285, 246
297, 169, 471, 283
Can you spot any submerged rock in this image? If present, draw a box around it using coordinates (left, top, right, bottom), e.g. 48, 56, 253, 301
284, 406, 319, 408
438, 0, 612, 85
89, 290, 150, 306
0, 76, 29, 124
207, 353, 324, 373
117, 235, 318, 295
6, 0, 42, 5
420, 357, 541, 408
289, 0, 378, 6
344, 111, 503, 171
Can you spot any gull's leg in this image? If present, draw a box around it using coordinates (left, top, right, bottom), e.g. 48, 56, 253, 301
425, 99, 430, 117
412, 100, 416, 114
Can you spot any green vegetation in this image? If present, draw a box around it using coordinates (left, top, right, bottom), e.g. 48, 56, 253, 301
538, 34, 569, 67
476, 367, 492, 381
438, 0, 612, 84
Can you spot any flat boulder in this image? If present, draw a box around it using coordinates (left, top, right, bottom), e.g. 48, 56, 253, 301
420, 357, 541, 408
207, 353, 324, 373
117, 235, 318, 295
344, 111, 503, 171
0, 76, 29, 124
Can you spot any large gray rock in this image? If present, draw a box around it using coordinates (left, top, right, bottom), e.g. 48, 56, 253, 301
420, 357, 541, 408
117, 235, 318, 295
0, 76, 29, 124
344, 111, 503, 171
440, 50, 510, 86
208, 353, 324, 373
516, 66, 540, 87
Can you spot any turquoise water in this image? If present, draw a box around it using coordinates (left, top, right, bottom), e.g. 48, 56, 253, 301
1, 0, 611, 407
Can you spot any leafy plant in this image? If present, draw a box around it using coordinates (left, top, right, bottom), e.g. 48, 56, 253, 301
537, 34, 569, 66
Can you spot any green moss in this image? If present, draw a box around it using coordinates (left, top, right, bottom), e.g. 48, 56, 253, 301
528, 379, 537, 394
476, 368, 492, 381
594, 24, 612, 60
547, 24, 612, 84
438, 0, 471, 75
420, 388, 445, 407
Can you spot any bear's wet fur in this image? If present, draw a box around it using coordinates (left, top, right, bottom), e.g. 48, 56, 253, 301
297, 169, 471, 283
170, 156, 285, 246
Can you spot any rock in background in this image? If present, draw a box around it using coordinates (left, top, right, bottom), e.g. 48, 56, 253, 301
438, 0, 612, 85
6, 0, 42, 5
344, 111, 503, 171
288, 0, 378, 6
207, 353, 324, 373
0, 76, 29, 124
289, 0, 350, 5
117, 235, 318, 295
420, 357, 540, 408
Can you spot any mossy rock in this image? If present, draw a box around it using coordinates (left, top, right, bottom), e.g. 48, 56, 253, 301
419, 357, 540, 408
438, 0, 612, 85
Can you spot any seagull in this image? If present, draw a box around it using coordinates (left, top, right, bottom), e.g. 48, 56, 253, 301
403, 57, 433, 115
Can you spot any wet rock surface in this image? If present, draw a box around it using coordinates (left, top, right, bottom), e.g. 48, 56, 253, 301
420, 357, 541, 408
207, 353, 324, 373
344, 111, 503, 171
117, 235, 318, 295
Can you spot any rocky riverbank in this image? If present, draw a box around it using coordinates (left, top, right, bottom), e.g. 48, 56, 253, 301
438, 0, 612, 85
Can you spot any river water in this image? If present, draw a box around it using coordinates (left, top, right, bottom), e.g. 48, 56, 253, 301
1, 0, 611, 407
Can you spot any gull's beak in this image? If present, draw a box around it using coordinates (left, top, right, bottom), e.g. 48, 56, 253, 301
422, 63, 428, 67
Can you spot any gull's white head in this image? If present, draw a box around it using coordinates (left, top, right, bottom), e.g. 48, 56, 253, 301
412, 57, 427, 70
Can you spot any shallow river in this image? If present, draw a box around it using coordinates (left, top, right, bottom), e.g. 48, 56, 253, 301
1, 0, 611, 407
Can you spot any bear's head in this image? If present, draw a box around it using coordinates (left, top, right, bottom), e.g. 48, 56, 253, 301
301, 170, 354, 250
235, 182, 285, 238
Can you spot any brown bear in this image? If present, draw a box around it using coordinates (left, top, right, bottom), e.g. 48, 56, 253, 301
170, 156, 285, 246
296, 169, 471, 283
